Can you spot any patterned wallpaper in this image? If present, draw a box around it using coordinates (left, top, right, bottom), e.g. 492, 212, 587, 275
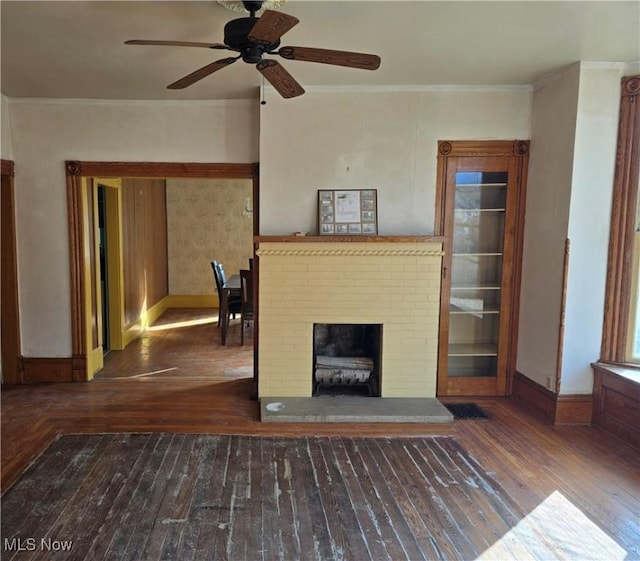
166, 178, 254, 295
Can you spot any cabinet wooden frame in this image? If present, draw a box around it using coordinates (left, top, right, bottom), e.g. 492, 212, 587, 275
435, 140, 529, 396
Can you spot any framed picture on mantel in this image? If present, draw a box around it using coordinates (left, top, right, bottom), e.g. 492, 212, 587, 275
318, 189, 378, 235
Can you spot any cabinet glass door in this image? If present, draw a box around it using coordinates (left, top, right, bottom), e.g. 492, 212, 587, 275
448, 171, 507, 379
436, 141, 528, 397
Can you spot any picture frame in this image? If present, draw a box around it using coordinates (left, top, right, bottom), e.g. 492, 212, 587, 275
317, 189, 378, 236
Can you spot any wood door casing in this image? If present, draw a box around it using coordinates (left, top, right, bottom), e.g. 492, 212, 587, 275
65, 161, 259, 382
1, 159, 21, 384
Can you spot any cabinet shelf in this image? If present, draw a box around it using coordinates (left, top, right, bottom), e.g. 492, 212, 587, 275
455, 183, 507, 188
453, 253, 503, 257
450, 308, 500, 315
448, 343, 498, 357
451, 285, 501, 291
454, 208, 506, 213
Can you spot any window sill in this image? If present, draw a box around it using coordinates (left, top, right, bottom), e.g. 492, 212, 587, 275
592, 361, 640, 385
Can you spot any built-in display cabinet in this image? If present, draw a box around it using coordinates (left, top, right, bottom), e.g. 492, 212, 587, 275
436, 140, 529, 396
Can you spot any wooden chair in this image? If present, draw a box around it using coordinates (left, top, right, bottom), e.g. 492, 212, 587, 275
240, 268, 254, 346
211, 261, 241, 340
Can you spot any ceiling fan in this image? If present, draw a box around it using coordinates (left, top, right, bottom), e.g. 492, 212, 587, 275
125, 0, 381, 99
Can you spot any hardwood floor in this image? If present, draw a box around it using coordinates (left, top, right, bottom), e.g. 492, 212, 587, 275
1, 309, 639, 559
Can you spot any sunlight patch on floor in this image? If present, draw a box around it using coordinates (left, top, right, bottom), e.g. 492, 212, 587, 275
147, 316, 217, 331
478, 490, 627, 560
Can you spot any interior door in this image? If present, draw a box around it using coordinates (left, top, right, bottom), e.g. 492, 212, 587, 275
436, 141, 529, 396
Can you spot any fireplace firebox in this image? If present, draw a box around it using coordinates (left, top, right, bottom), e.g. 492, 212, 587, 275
313, 323, 382, 397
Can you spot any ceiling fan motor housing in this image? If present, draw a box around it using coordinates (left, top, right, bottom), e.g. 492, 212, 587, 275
242, 1, 264, 13
224, 17, 280, 62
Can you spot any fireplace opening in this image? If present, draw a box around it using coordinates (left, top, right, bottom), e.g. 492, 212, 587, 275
313, 323, 382, 397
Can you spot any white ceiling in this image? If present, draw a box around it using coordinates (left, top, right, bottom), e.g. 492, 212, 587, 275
1, 1, 639, 101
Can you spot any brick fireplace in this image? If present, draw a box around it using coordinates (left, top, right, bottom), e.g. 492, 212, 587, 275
256, 237, 444, 399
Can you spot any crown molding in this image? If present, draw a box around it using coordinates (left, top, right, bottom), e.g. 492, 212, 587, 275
263, 84, 532, 97
6, 97, 257, 106
534, 61, 631, 91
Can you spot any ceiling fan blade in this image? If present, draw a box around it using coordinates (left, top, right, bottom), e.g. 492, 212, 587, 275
125, 39, 231, 50
248, 10, 299, 44
278, 46, 381, 70
256, 60, 304, 99
167, 57, 239, 89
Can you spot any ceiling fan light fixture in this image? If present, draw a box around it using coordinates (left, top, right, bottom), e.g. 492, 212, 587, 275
217, 0, 286, 13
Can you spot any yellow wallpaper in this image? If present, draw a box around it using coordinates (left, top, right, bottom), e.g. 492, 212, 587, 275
166, 178, 253, 295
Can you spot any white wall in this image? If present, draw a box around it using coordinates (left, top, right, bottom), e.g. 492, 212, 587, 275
7, 98, 259, 357
561, 65, 621, 393
518, 63, 624, 394
259, 87, 532, 235
517, 65, 580, 390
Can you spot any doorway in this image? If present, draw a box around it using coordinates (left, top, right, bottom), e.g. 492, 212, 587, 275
66, 162, 260, 381
98, 185, 110, 354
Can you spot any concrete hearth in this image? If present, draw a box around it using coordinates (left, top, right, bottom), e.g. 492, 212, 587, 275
260, 396, 453, 424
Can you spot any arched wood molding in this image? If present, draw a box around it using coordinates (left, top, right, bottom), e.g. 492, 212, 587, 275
601, 75, 640, 361
66, 161, 259, 381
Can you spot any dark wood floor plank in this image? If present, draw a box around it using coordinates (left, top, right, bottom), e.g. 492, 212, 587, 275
122, 434, 188, 560
174, 435, 225, 561
348, 438, 430, 561
1, 434, 106, 550
304, 437, 352, 560
431, 437, 522, 528
29, 434, 146, 561
244, 436, 264, 561
271, 438, 304, 560
102, 433, 183, 561
364, 438, 457, 560
2, 432, 638, 561
139, 434, 198, 561
200, 435, 237, 560
193, 435, 232, 559
315, 437, 373, 560
159, 434, 211, 561
2, 309, 639, 561
62, 434, 159, 561
329, 438, 395, 561
259, 436, 287, 560
224, 435, 253, 561
289, 437, 335, 561
403, 438, 519, 557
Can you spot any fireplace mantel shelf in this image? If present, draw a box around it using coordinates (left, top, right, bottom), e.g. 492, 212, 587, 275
255, 235, 447, 243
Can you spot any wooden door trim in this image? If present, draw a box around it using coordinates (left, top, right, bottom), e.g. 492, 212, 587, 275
1, 159, 22, 383
66, 161, 260, 381
601, 75, 640, 361
435, 141, 530, 397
